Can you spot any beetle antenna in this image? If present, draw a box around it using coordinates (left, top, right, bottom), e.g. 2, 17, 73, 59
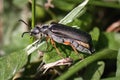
19, 19, 29, 27
19, 19, 30, 37
21, 32, 30, 37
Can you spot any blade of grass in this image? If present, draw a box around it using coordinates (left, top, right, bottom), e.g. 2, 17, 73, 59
25, 40, 46, 55
59, 0, 89, 24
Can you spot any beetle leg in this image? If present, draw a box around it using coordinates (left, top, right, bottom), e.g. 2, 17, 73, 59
50, 38, 63, 58
45, 36, 50, 51
71, 44, 83, 59
63, 41, 78, 55
70, 44, 79, 55
63, 40, 83, 59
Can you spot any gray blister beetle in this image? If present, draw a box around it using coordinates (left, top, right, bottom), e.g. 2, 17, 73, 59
22, 22, 95, 55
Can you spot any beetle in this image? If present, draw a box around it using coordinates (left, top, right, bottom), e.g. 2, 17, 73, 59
22, 22, 95, 55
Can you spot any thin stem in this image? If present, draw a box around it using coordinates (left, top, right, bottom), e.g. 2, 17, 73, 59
32, 0, 36, 28
27, 0, 36, 65
31, 0, 36, 43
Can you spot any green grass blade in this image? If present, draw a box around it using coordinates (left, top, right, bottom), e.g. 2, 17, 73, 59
59, 0, 89, 24
25, 40, 46, 55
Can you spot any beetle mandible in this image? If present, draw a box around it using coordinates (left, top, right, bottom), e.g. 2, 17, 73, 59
22, 22, 95, 55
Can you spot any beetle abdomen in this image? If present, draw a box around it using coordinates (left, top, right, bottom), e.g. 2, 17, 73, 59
50, 23, 92, 43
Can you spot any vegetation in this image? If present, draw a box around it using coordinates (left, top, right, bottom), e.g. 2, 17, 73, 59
1, 0, 120, 80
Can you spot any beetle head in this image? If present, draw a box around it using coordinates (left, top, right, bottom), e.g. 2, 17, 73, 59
22, 26, 41, 37
22, 25, 49, 37
30, 26, 41, 36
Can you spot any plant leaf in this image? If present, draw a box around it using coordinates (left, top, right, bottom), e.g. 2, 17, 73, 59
90, 27, 100, 46
59, 0, 89, 24
96, 32, 120, 51
90, 27, 100, 42
0, 50, 27, 80
83, 61, 105, 80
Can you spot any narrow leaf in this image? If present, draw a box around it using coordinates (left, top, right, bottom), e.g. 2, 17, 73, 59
59, 0, 89, 24
84, 61, 105, 80
25, 40, 46, 55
